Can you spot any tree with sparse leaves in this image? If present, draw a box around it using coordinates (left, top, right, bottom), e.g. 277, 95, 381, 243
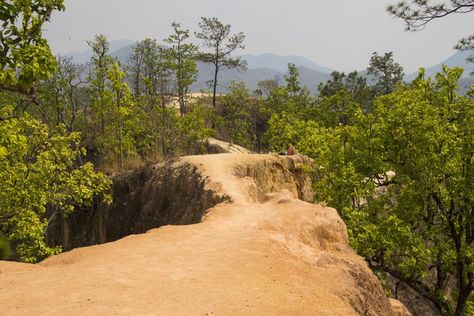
165, 22, 199, 116
367, 52, 404, 96
255, 79, 279, 98
127, 38, 182, 159
86, 34, 114, 137
195, 17, 246, 108
37, 56, 86, 132
87, 35, 142, 170
285, 63, 301, 97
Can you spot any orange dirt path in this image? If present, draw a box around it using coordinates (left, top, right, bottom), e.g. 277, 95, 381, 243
0, 154, 393, 315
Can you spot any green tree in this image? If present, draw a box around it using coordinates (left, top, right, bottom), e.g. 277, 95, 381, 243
312, 91, 362, 127
127, 43, 144, 98
87, 35, 144, 169
127, 38, 180, 159
265, 111, 308, 153
179, 104, 214, 154
195, 17, 246, 108
264, 86, 295, 115
262, 64, 313, 118
285, 63, 301, 97
0, 2, 111, 262
352, 68, 474, 316
101, 62, 137, 170
0, 0, 65, 100
317, 71, 374, 113
315, 71, 373, 120
218, 81, 253, 147
148, 42, 176, 158
37, 56, 86, 132
0, 109, 111, 262
255, 78, 279, 98
164, 22, 199, 116
277, 67, 474, 316
128, 39, 161, 108
87, 34, 114, 137
367, 52, 404, 96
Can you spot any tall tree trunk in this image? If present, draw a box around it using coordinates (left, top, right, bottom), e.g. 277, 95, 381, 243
119, 121, 123, 171
154, 135, 158, 162
62, 217, 70, 251
447, 210, 473, 316
454, 257, 472, 316
455, 286, 471, 316
179, 86, 185, 117
212, 64, 218, 108
161, 94, 166, 156
177, 52, 185, 117
101, 114, 105, 135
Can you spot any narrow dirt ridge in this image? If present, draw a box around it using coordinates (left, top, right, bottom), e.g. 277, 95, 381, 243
0, 153, 409, 315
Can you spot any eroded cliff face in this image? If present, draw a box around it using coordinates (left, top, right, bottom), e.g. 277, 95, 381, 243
233, 155, 314, 203
2, 153, 409, 316
48, 161, 230, 249
48, 154, 314, 250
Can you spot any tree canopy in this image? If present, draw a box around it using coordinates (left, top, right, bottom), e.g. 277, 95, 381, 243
367, 52, 404, 96
0, 0, 65, 96
266, 66, 474, 316
0, 0, 111, 262
195, 17, 246, 108
165, 22, 199, 116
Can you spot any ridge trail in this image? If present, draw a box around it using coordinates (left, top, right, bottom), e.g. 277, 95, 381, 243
0, 153, 406, 315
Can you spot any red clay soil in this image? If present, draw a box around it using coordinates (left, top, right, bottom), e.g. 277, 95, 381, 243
0, 154, 401, 315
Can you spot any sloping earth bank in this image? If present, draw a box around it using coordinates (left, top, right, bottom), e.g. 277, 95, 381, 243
0, 154, 409, 315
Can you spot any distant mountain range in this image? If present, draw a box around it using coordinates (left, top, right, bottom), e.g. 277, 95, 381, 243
191, 62, 331, 94
65, 40, 473, 94
405, 50, 474, 81
241, 53, 333, 74
66, 39, 135, 64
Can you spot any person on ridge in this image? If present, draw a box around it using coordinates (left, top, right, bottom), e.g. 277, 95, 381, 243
287, 144, 296, 156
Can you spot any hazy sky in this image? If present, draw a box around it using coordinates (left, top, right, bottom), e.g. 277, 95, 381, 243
44, 0, 474, 73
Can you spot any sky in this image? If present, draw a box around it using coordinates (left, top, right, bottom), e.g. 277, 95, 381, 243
43, 0, 474, 73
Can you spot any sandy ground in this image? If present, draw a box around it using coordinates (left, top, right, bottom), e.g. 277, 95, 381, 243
0, 154, 391, 315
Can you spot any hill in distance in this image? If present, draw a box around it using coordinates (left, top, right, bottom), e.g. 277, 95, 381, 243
64, 41, 473, 94
66, 39, 135, 64
64, 41, 333, 93
241, 52, 333, 73
405, 50, 474, 81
